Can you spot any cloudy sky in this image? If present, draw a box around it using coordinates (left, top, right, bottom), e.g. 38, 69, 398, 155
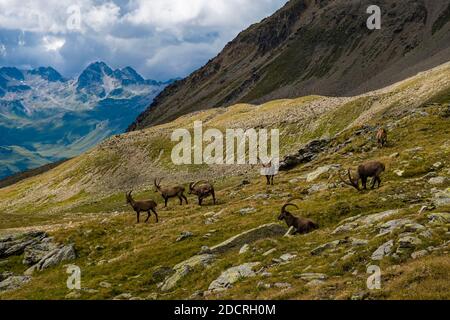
0, 0, 287, 80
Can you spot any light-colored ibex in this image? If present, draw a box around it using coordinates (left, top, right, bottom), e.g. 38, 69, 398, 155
189, 180, 216, 206
339, 161, 386, 191
126, 191, 158, 224
154, 178, 188, 207
376, 128, 388, 148
259, 157, 275, 185
278, 199, 319, 235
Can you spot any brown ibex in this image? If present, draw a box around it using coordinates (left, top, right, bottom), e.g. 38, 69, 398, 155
189, 181, 216, 206
278, 199, 319, 235
259, 157, 275, 185
339, 161, 386, 191
376, 128, 388, 148
154, 178, 188, 207
126, 191, 158, 224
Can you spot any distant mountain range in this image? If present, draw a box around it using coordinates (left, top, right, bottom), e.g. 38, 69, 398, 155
128, 0, 450, 130
0, 62, 171, 179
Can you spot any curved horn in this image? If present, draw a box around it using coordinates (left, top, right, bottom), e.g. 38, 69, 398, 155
282, 203, 299, 213
339, 169, 355, 187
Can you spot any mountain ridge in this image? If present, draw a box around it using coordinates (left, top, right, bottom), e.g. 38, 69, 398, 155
128, 0, 450, 131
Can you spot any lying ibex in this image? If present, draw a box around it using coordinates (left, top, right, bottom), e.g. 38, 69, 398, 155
339, 161, 386, 191
126, 191, 158, 223
154, 178, 188, 207
259, 157, 275, 185
189, 181, 216, 206
376, 128, 388, 148
278, 199, 319, 235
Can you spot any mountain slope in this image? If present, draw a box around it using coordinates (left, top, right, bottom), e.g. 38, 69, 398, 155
0, 61, 449, 300
128, 0, 450, 131
0, 63, 169, 179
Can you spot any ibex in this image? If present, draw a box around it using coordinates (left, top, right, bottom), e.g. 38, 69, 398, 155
339, 161, 386, 191
259, 157, 276, 185
189, 181, 216, 206
376, 128, 388, 148
154, 178, 188, 207
126, 191, 158, 224
278, 199, 319, 235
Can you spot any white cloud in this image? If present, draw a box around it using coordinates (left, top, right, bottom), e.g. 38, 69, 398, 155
0, 43, 6, 56
42, 36, 66, 51
0, 0, 287, 79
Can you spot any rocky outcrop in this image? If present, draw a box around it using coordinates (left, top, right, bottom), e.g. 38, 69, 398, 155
209, 223, 286, 254
279, 139, 331, 171
160, 254, 215, 292
207, 262, 260, 293
333, 210, 400, 235
0, 231, 76, 291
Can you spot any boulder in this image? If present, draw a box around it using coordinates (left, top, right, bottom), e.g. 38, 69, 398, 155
306, 165, 340, 182
209, 223, 286, 254
208, 262, 260, 292
427, 212, 450, 224
333, 210, 399, 234
371, 240, 394, 260
433, 188, 450, 207
377, 219, 414, 236
0, 275, 31, 292
398, 236, 422, 249
176, 231, 194, 242
161, 254, 215, 292
298, 273, 328, 281
428, 177, 448, 185
279, 139, 331, 171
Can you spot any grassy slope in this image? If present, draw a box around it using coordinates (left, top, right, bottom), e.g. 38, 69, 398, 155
0, 63, 449, 300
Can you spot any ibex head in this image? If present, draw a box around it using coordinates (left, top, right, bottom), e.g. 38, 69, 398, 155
188, 180, 207, 194
339, 169, 360, 191
278, 203, 299, 221
154, 178, 162, 192
126, 191, 133, 204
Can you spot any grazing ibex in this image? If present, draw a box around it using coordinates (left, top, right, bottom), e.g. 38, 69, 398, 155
259, 157, 276, 185
376, 128, 388, 148
189, 181, 216, 206
154, 178, 188, 207
278, 199, 319, 235
339, 161, 386, 191
126, 191, 158, 224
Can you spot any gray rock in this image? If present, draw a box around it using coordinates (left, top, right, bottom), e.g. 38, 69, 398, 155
371, 240, 394, 260
333, 210, 399, 234
308, 183, 328, 194
306, 165, 340, 182
411, 250, 428, 259
161, 254, 215, 292
0, 275, 31, 292
298, 273, 328, 281
428, 212, 450, 224
311, 239, 349, 255
274, 282, 292, 289
351, 238, 369, 247
263, 248, 277, 256
209, 223, 286, 255
279, 253, 297, 262
433, 188, 450, 207
113, 293, 133, 300
306, 279, 325, 287
398, 236, 422, 249
239, 244, 250, 255
176, 231, 194, 242
208, 262, 260, 292
65, 291, 82, 299
428, 177, 448, 186
378, 219, 414, 236
23, 241, 59, 266
239, 207, 256, 215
